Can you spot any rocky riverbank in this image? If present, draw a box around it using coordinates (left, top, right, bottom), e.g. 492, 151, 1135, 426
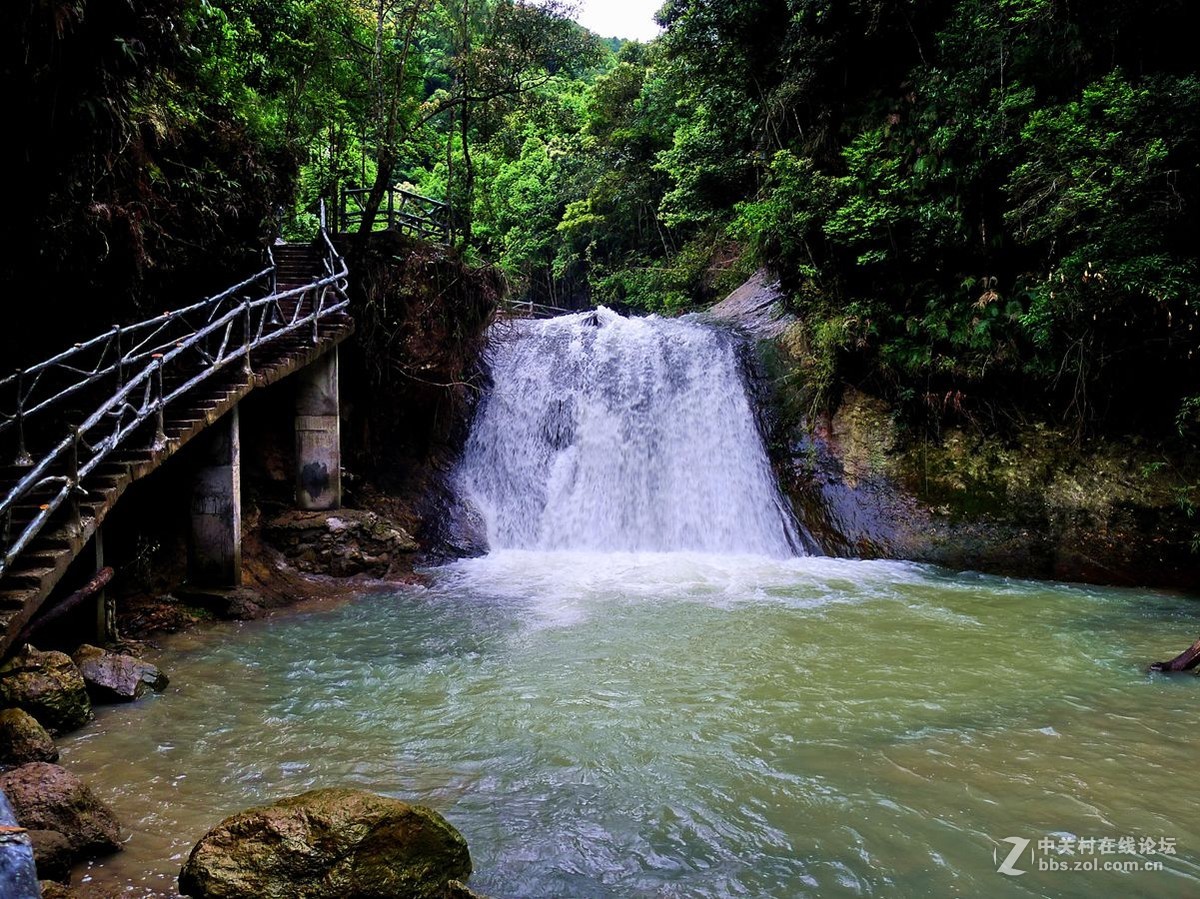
1, 641, 489, 898
0, 644, 168, 895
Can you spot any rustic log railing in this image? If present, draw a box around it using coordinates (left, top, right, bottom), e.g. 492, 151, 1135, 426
0, 202, 349, 581
338, 186, 451, 244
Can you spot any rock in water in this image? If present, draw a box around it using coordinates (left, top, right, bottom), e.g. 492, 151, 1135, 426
179, 788, 472, 899
0, 646, 92, 734
0, 708, 58, 764
26, 829, 73, 883
0, 763, 122, 860
71, 645, 169, 703
38, 881, 76, 899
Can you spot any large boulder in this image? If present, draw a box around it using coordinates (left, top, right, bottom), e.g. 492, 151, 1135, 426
178, 788, 471, 899
0, 647, 92, 735
71, 645, 169, 704
0, 763, 122, 860
0, 707, 58, 764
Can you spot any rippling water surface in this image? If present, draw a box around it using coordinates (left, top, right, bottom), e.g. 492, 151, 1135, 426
62, 552, 1200, 897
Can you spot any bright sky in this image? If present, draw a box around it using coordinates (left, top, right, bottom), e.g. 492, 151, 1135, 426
572, 0, 664, 42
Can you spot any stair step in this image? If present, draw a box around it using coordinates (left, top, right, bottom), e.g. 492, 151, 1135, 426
93, 461, 132, 475
19, 549, 67, 567
0, 590, 31, 610
2, 566, 56, 587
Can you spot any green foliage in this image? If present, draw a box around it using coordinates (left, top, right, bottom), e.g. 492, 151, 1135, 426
8, 0, 1200, 450
635, 0, 1200, 437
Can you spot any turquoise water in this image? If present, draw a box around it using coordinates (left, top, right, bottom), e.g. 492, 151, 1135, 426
61, 551, 1200, 897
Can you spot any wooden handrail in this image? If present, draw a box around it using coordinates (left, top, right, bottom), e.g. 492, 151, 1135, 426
0, 201, 351, 579
337, 185, 451, 244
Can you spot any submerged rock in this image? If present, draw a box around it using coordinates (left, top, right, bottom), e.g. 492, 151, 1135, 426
0, 708, 58, 765
446, 880, 488, 898
71, 645, 169, 704
38, 881, 76, 899
0, 646, 92, 735
0, 763, 122, 860
179, 788, 471, 899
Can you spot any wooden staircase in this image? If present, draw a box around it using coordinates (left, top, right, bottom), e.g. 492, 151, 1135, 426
0, 241, 352, 656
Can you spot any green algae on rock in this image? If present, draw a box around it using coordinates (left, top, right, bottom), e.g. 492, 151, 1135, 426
0, 707, 58, 765
0, 647, 92, 735
179, 788, 472, 899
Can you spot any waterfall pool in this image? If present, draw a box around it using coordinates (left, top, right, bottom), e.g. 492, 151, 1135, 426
63, 551, 1200, 898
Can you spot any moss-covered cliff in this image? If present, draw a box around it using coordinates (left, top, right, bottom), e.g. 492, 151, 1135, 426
715, 271, 1199, 590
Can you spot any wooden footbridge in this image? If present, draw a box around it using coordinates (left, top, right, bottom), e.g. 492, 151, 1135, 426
0, 205, 353, 657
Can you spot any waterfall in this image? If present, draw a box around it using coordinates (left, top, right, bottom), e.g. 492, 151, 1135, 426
458, 307, 801, 557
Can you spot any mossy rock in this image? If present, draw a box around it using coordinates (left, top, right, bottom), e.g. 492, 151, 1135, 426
0, 707, 58, 765
0, 646, 92, 735
179, 788, 472, 899
0, 762, 122, 860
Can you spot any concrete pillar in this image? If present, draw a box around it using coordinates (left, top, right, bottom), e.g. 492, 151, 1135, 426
295, 347, 342, 511
189, 407, 241, 587
94, 526, 116, 643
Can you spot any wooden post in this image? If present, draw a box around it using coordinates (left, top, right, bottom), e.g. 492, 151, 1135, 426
242, 299, 254, 377
13, 369, 31, 466
68, 427, 81, 534
152, 355, 167, 449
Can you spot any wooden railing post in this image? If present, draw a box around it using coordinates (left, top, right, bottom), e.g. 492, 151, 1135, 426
312, 288, 321, 345
114, 325, 125, 389
68, 426, 81, 533
152, 355, 167, 450
242, 299, 254, 377
13, 368, 32, 466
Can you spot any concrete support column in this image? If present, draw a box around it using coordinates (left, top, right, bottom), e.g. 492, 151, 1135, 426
189, 407, 242, 587
295, 347, 342, 511
94, 526, 116, 643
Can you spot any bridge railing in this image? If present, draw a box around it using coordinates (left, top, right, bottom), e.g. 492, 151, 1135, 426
0, 202, 350, 580
338, 186, 451, 244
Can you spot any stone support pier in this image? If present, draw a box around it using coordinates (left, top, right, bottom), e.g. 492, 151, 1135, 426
294, 347, 342, 511
188, 407, 242, 587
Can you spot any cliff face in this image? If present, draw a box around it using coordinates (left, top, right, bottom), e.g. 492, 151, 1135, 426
712, 271, 1200, 590
334, 231, 502, 560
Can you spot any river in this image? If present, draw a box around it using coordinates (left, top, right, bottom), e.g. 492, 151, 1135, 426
59, 308, 1200, 897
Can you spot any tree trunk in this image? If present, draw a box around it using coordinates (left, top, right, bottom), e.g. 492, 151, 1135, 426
16, 567, 114, 645
1151, 636, 1200, 672
356, 145, 397, 239
460, 99, 474, 244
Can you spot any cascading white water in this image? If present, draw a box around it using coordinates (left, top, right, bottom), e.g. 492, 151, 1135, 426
458, 306, 800, 556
